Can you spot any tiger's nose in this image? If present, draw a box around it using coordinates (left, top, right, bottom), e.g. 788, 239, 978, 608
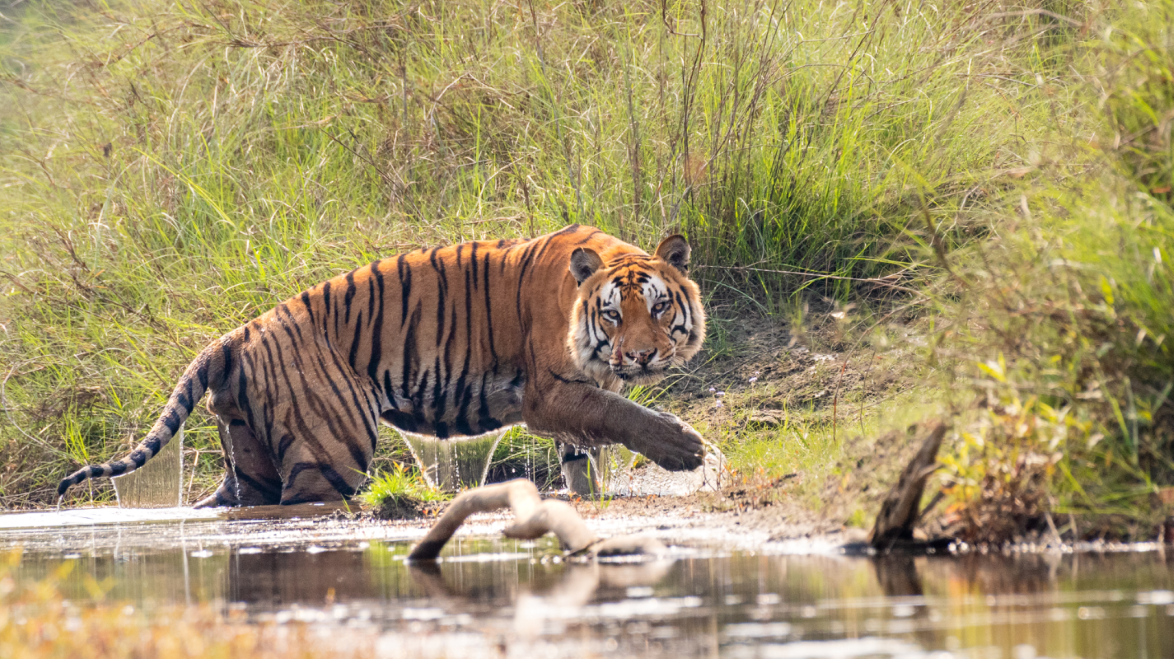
626, 349, 655, 365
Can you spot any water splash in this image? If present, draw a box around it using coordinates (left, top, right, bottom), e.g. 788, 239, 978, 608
112, 427, 183, 508
401, 431, 504, 491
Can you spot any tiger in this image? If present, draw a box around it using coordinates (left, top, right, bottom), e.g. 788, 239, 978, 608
56, 224, 708, 507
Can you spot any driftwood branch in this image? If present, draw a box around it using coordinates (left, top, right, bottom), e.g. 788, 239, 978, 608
408, 479, 666, 561
868, 422, 948, 549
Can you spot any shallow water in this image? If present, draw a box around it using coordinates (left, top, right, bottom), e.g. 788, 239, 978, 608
0, 508, 1171, 658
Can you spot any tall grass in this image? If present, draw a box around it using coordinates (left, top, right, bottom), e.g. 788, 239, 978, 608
932, 0, 1174, 540
0, 0, 1075, 506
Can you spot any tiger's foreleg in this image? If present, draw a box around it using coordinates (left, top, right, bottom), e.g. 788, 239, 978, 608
557, 444, 606, 496
525, 377, 704, 473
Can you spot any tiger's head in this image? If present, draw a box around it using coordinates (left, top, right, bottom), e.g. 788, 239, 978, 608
567, 236, 706, 386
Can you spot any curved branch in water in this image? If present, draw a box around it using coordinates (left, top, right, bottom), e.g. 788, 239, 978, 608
407, 479, 666, 561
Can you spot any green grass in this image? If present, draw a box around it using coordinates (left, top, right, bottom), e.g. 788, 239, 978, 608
359, 462, 447, 515
2, 0, 1169, 536
923, 0, 1174, 539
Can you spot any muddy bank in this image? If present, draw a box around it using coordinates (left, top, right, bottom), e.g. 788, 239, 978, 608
0, 494, 858, 557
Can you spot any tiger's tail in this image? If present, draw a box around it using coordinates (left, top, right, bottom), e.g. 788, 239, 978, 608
57, 340, 229, 498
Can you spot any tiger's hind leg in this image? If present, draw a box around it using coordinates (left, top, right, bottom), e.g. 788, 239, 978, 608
277, 435, 373, 505
194, 418, 282, 508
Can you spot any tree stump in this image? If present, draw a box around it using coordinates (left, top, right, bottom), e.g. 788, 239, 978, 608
868, 422, 948, 550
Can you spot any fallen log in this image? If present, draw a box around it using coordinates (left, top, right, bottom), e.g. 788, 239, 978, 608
868, 422, 948, 550
407, 479, 667, 561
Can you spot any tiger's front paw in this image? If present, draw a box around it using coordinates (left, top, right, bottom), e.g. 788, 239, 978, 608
634, 412, 705, 472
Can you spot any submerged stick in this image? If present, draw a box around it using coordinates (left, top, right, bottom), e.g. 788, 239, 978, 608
407, 479, 665, 561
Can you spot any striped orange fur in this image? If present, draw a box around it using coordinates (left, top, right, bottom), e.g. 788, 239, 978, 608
57, 225, 707, 506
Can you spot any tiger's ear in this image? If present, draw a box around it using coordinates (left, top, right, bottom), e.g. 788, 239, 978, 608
569, 247, 604, 285
655, 235, 691, 274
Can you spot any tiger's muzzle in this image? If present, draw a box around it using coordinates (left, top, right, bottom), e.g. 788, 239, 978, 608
610, 347, 672, 384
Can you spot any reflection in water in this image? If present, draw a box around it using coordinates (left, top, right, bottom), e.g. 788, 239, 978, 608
4, 521, 1173, 658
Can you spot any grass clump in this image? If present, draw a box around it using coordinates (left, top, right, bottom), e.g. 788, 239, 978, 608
360, 463, 448, 521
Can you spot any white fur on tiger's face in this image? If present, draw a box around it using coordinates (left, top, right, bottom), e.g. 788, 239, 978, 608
567, 235, 706, 387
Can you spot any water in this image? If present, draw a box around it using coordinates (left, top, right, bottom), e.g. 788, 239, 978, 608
111, 427, 183, 508
0, 508, 1170, 658
402, 432, 504, 491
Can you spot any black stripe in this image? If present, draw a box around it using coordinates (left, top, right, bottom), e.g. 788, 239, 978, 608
411, 366, 431, 428
530, 234, 556, 273
278, 304, 303, 341
398, 254, 412, 328
431, 354, 446, 426
454, 267, 475, 433
347, 309, 363, 369
675, 288, 692, 330
383, 370, 397, 408
469, 241, 479, 288
432, 249, 447, 346
574, 229, 602, 244
181, 377, 195, 412
220, 341, 232, 386
482, 252, 498, 364
286, 462, 357, 498
367, 265, 377, 325
333, 283, 342, 338
548, 368, 593, 386
237, 352, 257, 437
235, 469, 282, 497
276, 433, 295, 464
162, 408, 183, 433
401, 301, 421, 402
343, 270, 357, 323
322, 281, 332, 329
255, 336, 281, 450
301, 290, 315, 324
514, 240, 540, 321
368, 261, 385, 383
434, 304, 459, 423
136, 439, 157, 462
476, 371, 495, 431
